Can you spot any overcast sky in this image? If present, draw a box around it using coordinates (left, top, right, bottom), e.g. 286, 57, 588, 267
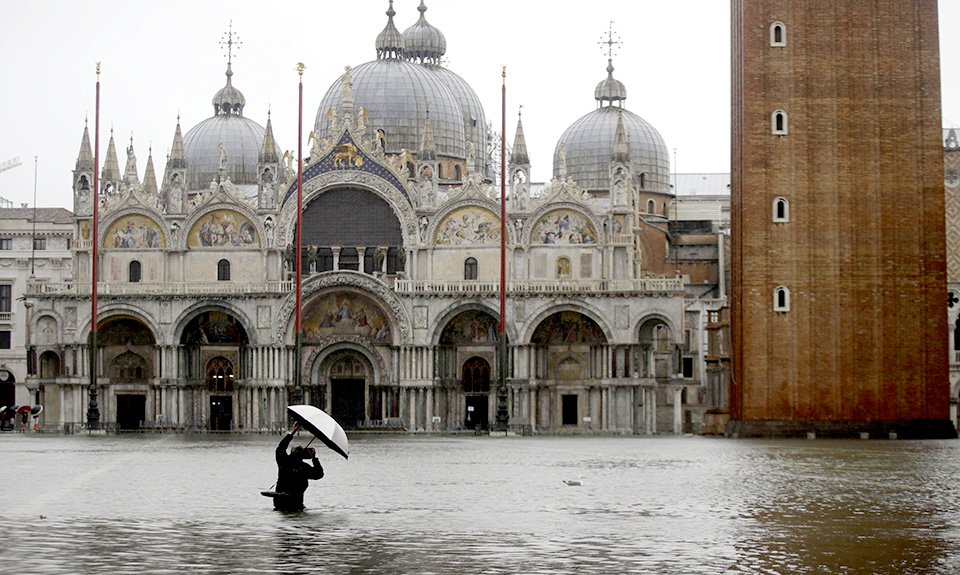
1, 1, 958, 209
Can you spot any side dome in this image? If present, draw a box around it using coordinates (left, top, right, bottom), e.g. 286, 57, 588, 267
183, 116, 266, 191
182, 64, 270, 193
553, 61, 670, 193
427, 65, 488, 177
315, 59, 466, 160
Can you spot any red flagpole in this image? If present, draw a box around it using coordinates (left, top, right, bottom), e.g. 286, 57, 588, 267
294, 63, 305, 394
499, 66, 507, 334
495, 66, 509, 431
87, 63, 102, 428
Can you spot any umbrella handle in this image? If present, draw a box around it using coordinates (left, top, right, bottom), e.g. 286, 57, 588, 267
305, 436, 317, 449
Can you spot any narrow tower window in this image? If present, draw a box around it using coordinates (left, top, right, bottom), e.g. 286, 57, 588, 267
217, 259, 231, 281
647, 199, 656, 213
464, 257, 478, 280
773, 197, 790, 222
773, 286, 791, 312
128, 261, 141, 283
772, 110, 788, 135
770, 22, 786, 47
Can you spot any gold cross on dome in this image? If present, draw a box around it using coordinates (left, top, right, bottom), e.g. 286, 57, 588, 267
599, 21, 622, 59
220, 21, 242, 64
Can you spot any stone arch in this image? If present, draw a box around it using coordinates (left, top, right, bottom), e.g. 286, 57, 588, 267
276, 171, 418, 250
428, 199, 515, 247
521, 301, 612, 344
173, 302, 257, 347
633, 312, 680, 347
525, 203, 603, 245
39, 350, 61, 379
100, 210, 166, 249
275, 271, 412, 345
183, 206, 262, 250
430, 301, 518, 346
80, 306, 158, 344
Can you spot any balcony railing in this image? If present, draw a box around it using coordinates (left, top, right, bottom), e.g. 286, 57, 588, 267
0, 311, 11, 324
26, 277, 684, 298
26, 281, 294, 297
395, 277, 685, 295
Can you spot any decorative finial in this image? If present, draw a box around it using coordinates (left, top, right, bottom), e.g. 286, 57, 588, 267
599, 21, 622, 60
96, 62, 101, 77
220, 21, 242, 65
297, 62, 305, 77
502, 66, 506, 84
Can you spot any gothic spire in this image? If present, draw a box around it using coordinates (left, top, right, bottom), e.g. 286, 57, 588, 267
76, 120, 94, 171
143, 146, 158, 196
101, 129, 121, 183
419, 105, 436, 160
612, 110, 631, 163
167, 117, 187, 169
259, 110, 279, 163
509, 109, 529, 166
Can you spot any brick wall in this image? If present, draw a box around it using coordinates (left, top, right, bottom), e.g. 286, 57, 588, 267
730, 0, 951, 434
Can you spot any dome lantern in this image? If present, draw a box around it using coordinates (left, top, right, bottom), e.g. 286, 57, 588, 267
402, 0, 447, 65
376, 0, 405, 59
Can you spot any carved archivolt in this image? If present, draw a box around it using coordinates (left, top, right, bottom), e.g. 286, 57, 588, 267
275, 170, 418, 249
524, 202, 605, 245
273, 271, 412, 345
99, 208, 167, 250
304, 338, 390, 387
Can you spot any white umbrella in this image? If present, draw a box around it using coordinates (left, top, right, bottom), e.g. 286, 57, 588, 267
286, 405, 349, 460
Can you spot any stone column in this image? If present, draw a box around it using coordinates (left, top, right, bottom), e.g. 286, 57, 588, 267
332, 247, 341, 271
426, 386, 433, 430
673, 387, 683, 435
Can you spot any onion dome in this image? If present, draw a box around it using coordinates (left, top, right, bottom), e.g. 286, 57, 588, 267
212, 63, 246, 115
402, 0, 446, 64
595, 59, 627, 105
183, 63, 269, 192
376, 0, 404, 59
554, 61, 669, 193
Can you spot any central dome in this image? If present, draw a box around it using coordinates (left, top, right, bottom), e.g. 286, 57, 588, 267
315, 59, 466, 160
315, 1, 488, 176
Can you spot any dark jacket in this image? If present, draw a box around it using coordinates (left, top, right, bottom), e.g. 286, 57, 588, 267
274, 433, 324, 511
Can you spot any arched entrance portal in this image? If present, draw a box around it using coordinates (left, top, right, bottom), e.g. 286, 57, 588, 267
98, 316, 156, 431
180, 310, 249, 431
462, 356, 491, 430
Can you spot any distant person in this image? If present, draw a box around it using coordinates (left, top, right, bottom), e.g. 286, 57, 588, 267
273, 421, 324, 511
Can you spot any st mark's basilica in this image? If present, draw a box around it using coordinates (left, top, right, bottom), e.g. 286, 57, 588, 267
21, 1, 726, 434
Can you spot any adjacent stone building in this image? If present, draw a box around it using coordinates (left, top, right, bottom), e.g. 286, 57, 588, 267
0, 205, 74, 410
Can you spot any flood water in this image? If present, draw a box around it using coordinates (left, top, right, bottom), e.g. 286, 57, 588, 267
2, 433, 960, 574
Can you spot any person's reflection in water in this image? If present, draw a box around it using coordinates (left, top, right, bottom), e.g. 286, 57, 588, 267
273, 421, 324, 512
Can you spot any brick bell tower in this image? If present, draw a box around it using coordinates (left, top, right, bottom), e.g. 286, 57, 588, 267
729, 0, 956, 438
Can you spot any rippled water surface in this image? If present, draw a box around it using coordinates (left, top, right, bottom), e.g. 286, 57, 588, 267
2, 433, 960, 574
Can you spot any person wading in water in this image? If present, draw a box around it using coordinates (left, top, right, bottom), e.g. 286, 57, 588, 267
273, 421, 324, 511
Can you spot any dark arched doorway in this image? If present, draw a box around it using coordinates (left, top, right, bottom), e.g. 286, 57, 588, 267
462, 356, 491, 430
207, 356, 235, 431
328, 354, 368, 430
